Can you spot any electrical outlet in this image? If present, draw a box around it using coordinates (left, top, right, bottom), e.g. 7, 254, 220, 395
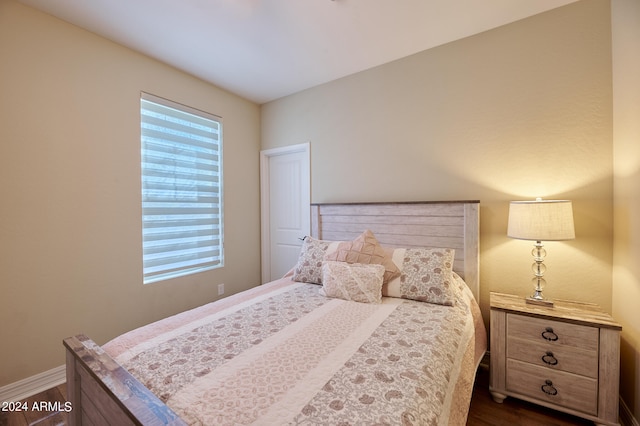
218, 283, 225, 296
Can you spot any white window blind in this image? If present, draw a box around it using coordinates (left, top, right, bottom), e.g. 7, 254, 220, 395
141, 93, 223, 284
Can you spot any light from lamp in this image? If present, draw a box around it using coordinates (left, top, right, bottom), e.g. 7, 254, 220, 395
507, 198, 575, 307
507, 199, 575, 241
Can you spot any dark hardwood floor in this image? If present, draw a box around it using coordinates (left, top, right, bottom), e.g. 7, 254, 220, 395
0, 384, 67, 426
467, 366, 592, 426
1, 366, 594, 425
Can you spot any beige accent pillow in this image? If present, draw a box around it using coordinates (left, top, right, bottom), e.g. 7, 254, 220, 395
324, 230, 400, 283
398, 247, 456, 306
292, 237, 341, 284
321, 261, 385, 304
292, 237, 331, 284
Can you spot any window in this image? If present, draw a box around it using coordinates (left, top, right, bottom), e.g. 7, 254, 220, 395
140, 93, 223, 284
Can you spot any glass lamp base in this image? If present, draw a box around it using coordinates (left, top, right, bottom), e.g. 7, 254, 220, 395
525, 296, 554, 307
527, 258, 553, 306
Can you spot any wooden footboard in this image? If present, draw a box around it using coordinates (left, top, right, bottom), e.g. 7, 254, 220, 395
63, 334, 186, 426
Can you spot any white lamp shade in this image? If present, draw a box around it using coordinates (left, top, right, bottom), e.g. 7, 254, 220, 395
507, 199, 575, 241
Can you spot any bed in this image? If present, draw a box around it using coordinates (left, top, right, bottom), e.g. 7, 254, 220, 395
64, 201, 485, 425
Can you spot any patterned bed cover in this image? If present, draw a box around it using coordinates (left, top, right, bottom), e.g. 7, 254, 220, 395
104, 276, 486, 425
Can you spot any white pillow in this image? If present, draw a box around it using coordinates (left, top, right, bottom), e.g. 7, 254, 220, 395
321, 261, 385, 304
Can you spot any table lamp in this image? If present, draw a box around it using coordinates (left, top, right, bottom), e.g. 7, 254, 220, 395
507, 198, 575, 307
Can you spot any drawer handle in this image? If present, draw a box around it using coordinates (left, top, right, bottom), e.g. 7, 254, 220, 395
541, 327, 559, 341
541, 351, 558, 366
541, 379, 558, 396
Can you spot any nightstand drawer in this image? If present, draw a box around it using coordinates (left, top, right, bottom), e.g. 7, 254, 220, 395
490, 293, 621, 425
506, 359, 598, 416
507, 336, 598, 378
507, 314, 599, 351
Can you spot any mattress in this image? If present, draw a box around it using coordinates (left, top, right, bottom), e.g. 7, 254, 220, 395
104, 275, 486, 425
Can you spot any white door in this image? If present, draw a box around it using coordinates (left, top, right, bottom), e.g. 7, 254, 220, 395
260, 143, 310, 282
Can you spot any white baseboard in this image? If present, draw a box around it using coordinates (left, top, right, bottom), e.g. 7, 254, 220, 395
0, 365, 65, 403
620, 397, 639, 426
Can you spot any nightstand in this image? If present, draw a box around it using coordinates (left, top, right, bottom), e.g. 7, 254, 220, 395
489, 292, 622, 426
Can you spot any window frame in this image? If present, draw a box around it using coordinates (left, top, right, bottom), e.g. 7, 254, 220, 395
140, 92, 224, 284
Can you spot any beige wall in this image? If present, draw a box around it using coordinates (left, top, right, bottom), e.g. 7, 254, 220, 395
262, 0, 621, 402
612, 0, 640, 420
3, 0, 636, 421
263, 0, 613, 312
263, 0, 640, 419
0, 1, 261, 386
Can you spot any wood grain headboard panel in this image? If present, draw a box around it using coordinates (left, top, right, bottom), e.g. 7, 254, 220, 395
310, 201, 480, 300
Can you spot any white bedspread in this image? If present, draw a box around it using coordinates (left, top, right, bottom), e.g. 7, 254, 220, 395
104, 277, 485, 425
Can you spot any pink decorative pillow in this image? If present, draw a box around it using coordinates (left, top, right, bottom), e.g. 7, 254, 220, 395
324, 230, 400, 283
321, 261, 385, 304
398, 248, 456, 306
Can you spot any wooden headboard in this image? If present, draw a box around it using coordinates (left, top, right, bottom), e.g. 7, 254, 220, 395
310, 201, 480, 300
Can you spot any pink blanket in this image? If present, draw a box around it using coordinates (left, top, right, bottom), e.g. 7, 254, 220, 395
104, 278, 486, 425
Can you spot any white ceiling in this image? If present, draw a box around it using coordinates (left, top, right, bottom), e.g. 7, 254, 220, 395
19, 0, 578, 104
